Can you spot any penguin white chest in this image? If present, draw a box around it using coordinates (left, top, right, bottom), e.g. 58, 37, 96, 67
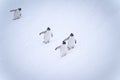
68, 37, 75, 47
60, 45, 67, 54
44, 31, 51, 41
14, 10, 21, 18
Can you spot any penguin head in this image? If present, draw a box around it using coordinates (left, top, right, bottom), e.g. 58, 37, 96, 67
70, 33, 74, 37
62, 41, 66, 45
18, 8, 21, 11
47, 27, 51, 31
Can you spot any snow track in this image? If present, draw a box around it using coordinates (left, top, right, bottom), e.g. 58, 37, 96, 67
0, 0, 120, 80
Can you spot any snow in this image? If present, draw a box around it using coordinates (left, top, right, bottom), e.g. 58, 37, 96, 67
0, 0, 120, 80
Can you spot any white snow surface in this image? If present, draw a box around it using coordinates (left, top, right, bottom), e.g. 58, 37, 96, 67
0, 0, 120, 80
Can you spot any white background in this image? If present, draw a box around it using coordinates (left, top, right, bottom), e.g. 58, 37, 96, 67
0, 0, 120, 80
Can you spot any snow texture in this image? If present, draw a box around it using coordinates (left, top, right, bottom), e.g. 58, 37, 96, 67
0, 0, 120, 80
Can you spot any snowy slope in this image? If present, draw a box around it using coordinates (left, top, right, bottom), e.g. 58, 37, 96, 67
0, 0, 120, 80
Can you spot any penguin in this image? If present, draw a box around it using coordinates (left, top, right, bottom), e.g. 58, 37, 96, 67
10, 8, 22, 20
63, 33, 77, 50
39, 27, 53, 44
55, 41, 67, 57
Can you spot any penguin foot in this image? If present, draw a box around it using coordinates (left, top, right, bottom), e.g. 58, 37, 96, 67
61, 54, 67, 57
13, 17, 20, 20
43, 41, 50, 44
68, 47, 74, 50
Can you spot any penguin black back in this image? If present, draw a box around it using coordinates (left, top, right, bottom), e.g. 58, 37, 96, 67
70, 33, 74, 37
47, 27, 51, 31
18, 8, 21, 11
62, 41, 66, 45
